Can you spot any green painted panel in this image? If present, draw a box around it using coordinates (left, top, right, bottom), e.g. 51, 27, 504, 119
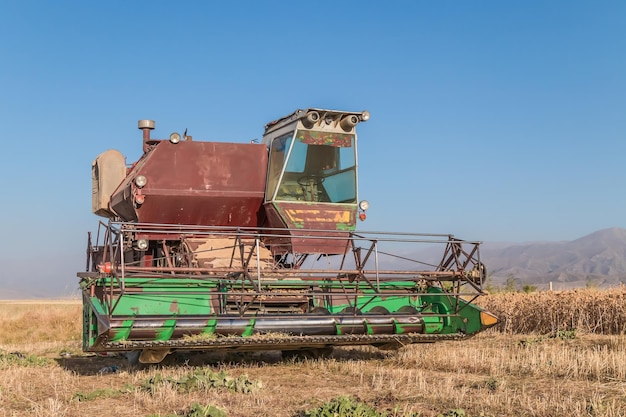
94, 277, 216, 317
83, 276, 487, 347
110, 320, 133, 341
157, 319, 177, 341
242, 318, 256, 337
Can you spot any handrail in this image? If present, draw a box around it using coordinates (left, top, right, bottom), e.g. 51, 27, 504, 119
84, 220, 485, 318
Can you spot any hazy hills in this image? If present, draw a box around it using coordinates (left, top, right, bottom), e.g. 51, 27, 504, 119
482, 227, 626, 289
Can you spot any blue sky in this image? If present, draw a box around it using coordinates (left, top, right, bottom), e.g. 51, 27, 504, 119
1, 1, 624, 296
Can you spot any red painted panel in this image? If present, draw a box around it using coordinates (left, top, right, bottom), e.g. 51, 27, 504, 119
111, 141, 268, 227
263, 201, 357, 254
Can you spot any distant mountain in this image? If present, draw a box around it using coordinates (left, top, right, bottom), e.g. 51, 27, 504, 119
482, 227, 626, 289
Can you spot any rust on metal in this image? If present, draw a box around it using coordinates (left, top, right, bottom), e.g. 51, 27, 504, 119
109, 141, 268, 227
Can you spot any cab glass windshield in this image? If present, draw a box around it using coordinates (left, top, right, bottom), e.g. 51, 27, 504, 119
268, 130, 357, 203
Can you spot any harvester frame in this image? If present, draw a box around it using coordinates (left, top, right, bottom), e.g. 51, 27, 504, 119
79, 220, 494, 363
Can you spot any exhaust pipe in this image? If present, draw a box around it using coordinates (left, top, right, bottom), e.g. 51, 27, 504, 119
138, 120, 155, 153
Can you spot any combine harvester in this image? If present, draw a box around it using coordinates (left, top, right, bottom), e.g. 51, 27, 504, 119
79, 108, 498, 364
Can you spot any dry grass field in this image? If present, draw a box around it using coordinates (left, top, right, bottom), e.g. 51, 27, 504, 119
1, 289, 625, 417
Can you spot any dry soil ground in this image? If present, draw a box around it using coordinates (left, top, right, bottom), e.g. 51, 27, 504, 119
0, 300, 625, 417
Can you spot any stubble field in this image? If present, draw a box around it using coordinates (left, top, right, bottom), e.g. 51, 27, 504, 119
1, 288, 625, 417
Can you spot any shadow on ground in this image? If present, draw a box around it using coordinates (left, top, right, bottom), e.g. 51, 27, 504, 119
55, 345, 393, 375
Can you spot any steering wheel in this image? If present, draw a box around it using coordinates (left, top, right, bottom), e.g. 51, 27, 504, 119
297, 175, 325, 186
